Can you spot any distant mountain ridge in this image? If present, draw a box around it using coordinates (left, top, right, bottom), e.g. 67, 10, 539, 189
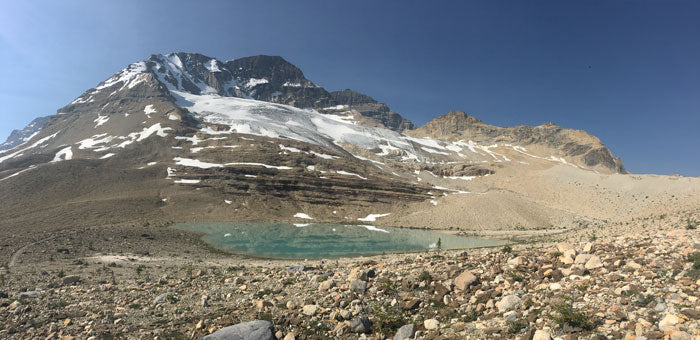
410, 110, 626, 173
0, 116, 50, 152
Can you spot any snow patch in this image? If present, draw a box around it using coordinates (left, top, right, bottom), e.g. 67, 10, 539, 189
294, 213, 313, 220
336, 170, 367, 180
174, 157, 223, 169
144, 104, 156, 117
94, 115, 109, 128
245, 78, 269, 88
357, 213, 391, 222
174, 179, 200, 184
51, 146, 73, 162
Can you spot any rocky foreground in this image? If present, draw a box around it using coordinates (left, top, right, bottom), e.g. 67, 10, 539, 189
1, 227, 699, 340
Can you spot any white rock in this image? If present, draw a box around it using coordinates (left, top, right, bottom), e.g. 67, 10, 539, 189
302, 304, 319, 316
532, 329, 551, 340
658, 313, 679, 331
496, 294, 521, 312
584, 255, 604, 270
423, 318, 439, 330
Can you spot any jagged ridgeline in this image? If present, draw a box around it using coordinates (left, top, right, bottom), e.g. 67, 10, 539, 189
0, 52, 625, 229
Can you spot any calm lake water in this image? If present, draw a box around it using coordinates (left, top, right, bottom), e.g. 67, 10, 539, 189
174, 221, 506, 259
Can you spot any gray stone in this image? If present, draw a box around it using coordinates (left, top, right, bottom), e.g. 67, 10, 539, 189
62, 275, 81, 285
348, 316, 372, 334
153, 291, 178, 305
393, 323, 417, 340
495, 294, 521, 312
201, 320, 274, 340
503, 310, 517, 322
18, 290, 41, 299
349, 279, 367, 293
286, 265, 309, 273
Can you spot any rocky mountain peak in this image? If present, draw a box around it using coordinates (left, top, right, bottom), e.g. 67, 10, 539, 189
412, 110, 484, 138
224, 55, 310, 86
410, 110, 626, 173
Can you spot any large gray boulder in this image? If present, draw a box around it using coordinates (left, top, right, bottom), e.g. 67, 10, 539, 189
201, 320, 274, 340
393, 323, 417, 340
348, 316, 372, 334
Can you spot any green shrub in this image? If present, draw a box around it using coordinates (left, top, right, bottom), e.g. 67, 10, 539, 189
372, 304, 407, 336
502, 245, 513, 253
552, 303, 593, 330
418, 271, 432, 282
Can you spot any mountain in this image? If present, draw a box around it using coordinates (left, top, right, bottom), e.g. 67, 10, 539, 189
410, 110, 626, 173
0, 116, 50, 152
3, 52, 695, 236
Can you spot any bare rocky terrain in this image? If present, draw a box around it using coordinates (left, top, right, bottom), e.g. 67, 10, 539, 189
1, 211, 699, 340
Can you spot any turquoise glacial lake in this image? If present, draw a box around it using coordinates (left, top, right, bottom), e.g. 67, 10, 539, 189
174, 222, 506, 259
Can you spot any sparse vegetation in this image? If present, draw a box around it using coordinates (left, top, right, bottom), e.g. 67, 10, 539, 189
687, 252, 700, 278
372, 304, 407, 336
502, 245, 513, 253
419, 270, 432, 282
507, 319, 527, 334
552, 302, 594, 330
686, 218, 697, 230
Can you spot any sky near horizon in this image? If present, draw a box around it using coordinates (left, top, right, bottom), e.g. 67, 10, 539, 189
0, 1, 698, 176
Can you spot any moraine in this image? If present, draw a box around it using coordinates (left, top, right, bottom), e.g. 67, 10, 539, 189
173, 221, 506, 259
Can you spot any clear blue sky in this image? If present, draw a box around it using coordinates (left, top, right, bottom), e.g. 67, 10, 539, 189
1, 1, 698, 175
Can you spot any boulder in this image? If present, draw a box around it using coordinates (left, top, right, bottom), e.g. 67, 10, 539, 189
393, 323, 417, 340
318, 280, 334, 292
454, 271, 478, 291
496, 294, 521, 312
62, 275, 81, 285
19, 290, 41, 299
423, 318, 439, 330
348, 268, 367, 281
584, 255, 603, 270
201, 320, 274, 340
153, 291, 177, 305
658, 313, 679, 331
349, 279, 367, 293
574, 254, 593, 264
302, 304, 318, 316
507, 256, 526, 267
348, 316, 371, 334
532, 329, 551, 340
